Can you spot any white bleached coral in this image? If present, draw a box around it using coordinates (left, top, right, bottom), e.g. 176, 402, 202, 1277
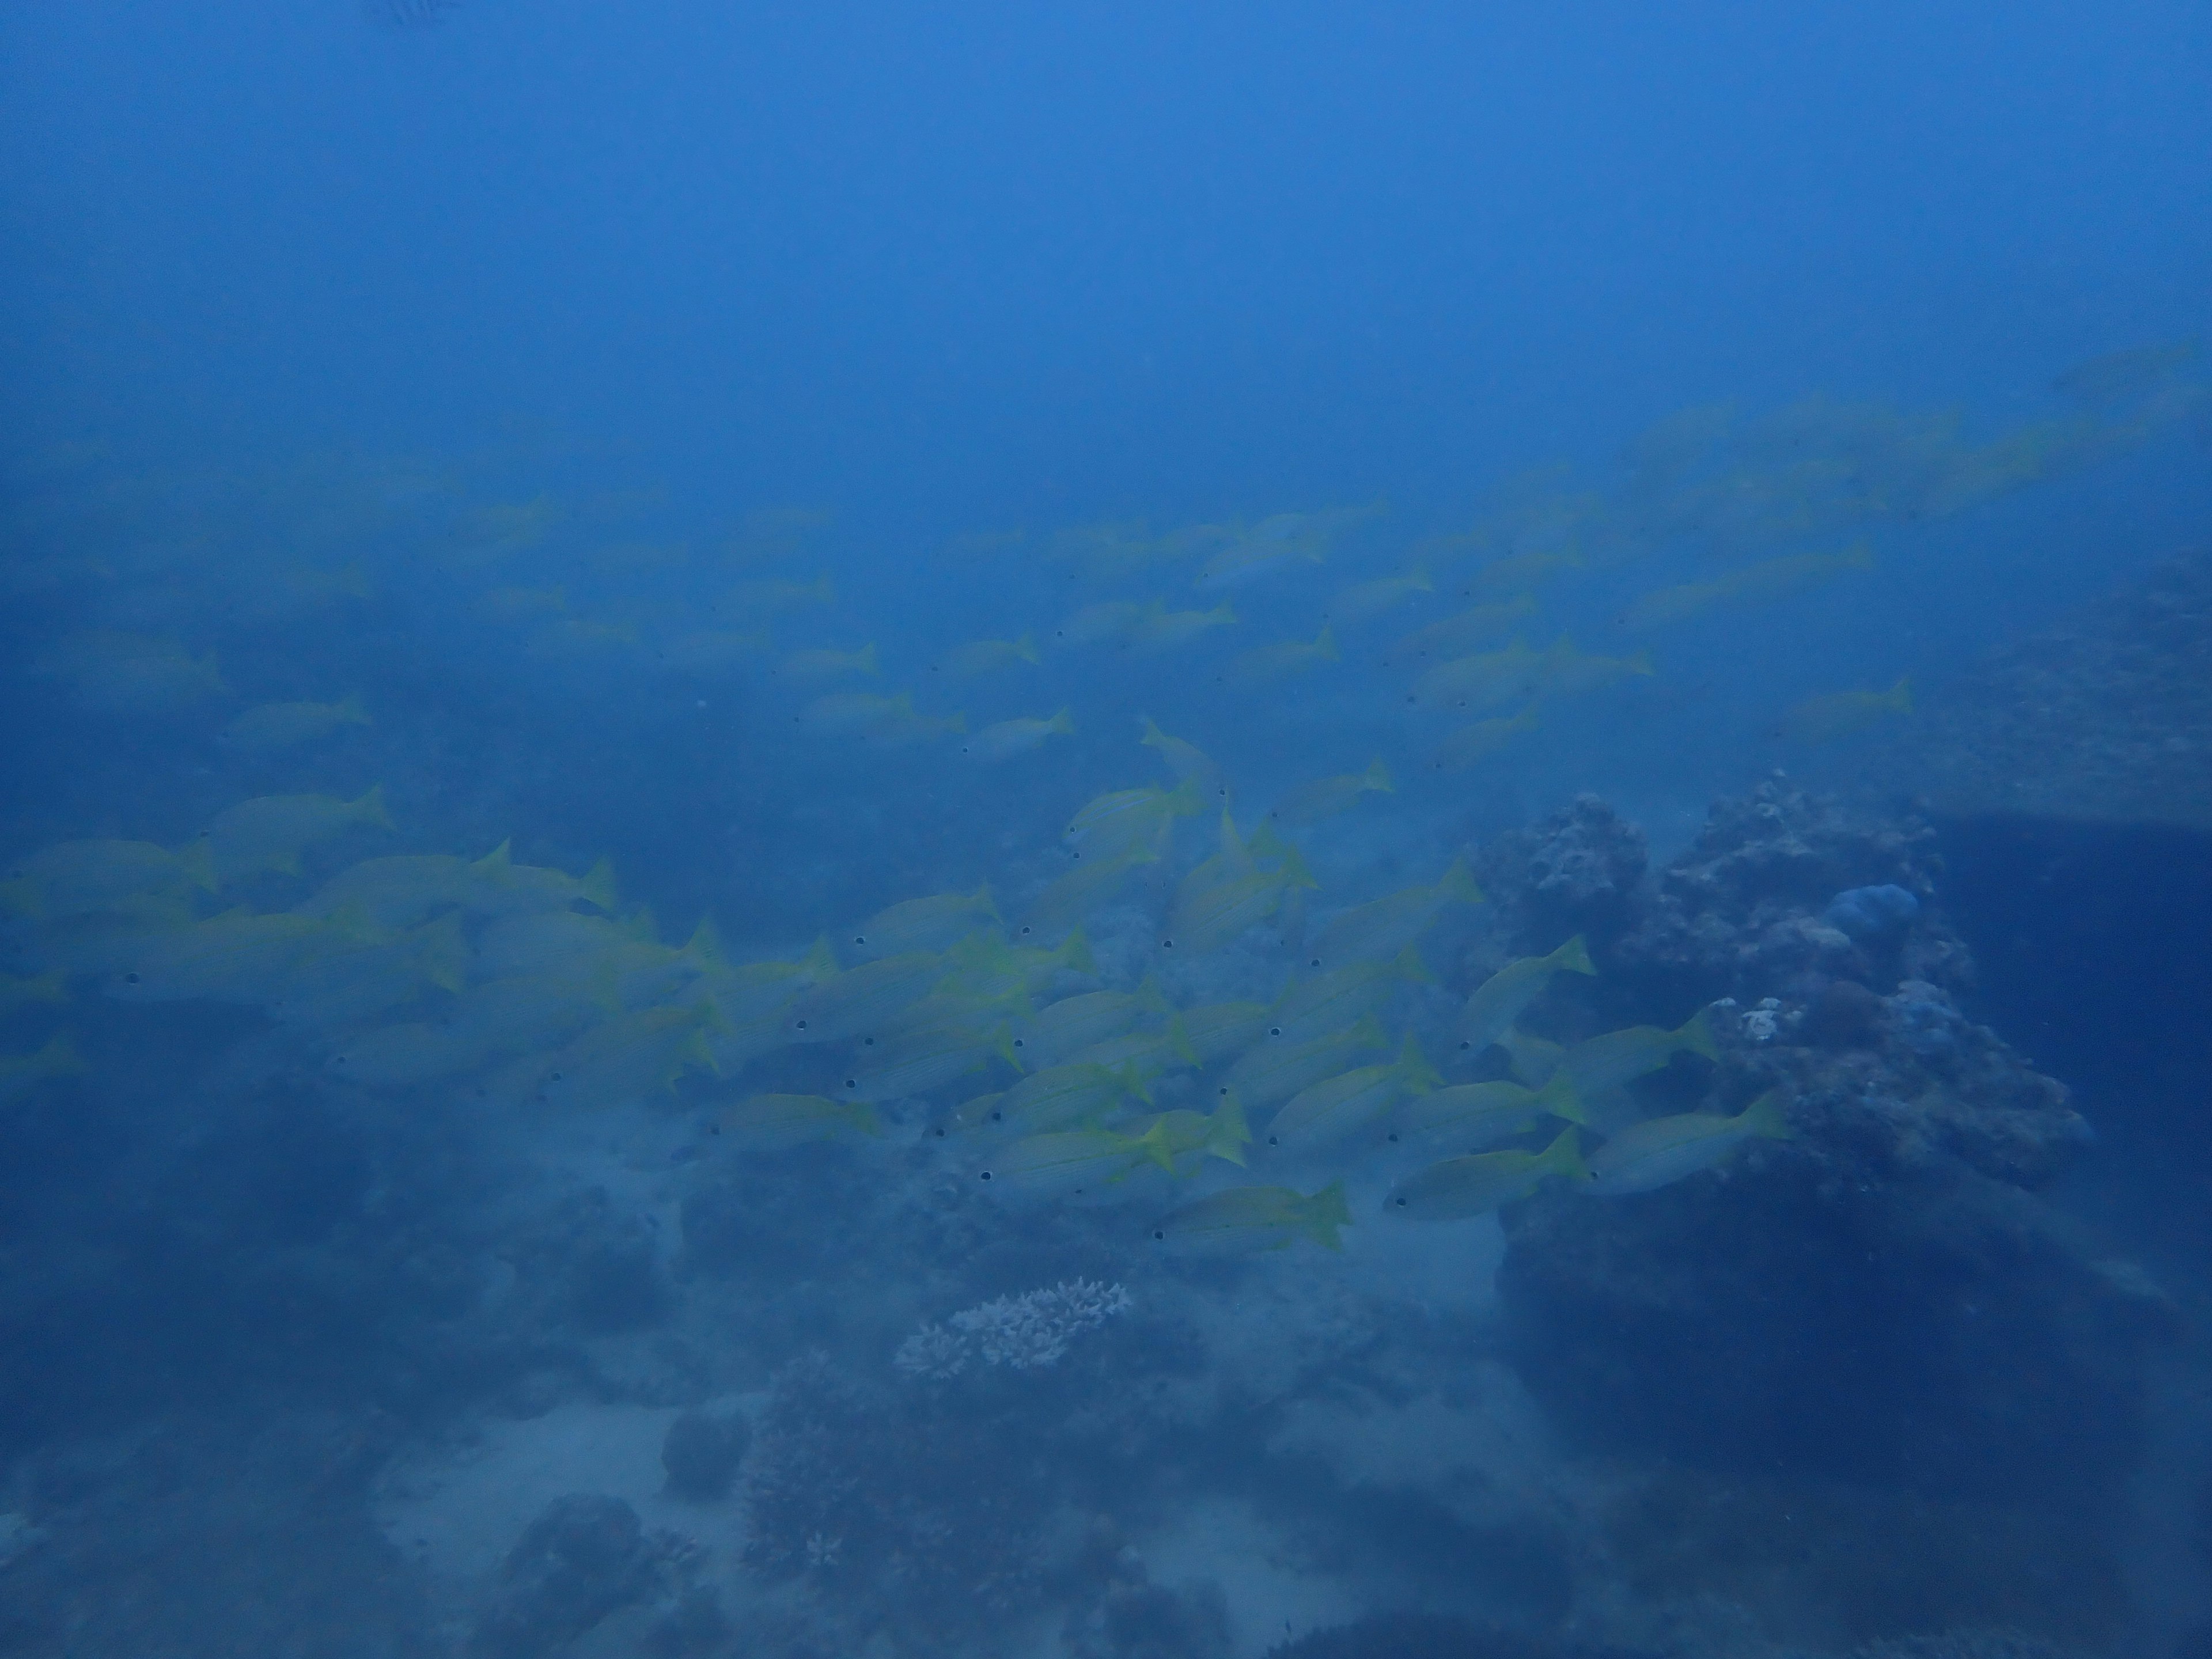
896, 1279, 1132, 1377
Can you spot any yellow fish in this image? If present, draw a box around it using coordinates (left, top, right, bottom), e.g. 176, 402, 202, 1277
1586, 1090, 1791, 1195
1410, 641, 1545, 711
1267, 759, 1391, 828
850, 883, 999, 958
1774, 675, 1912, 743
1617, 544, 1874, 631
962, 709, 1075, 763
1228, 624, 1339, 687
777, 643, 880, 684
1385, 1126, 1590, 1220
1137, 715, 1225, 797
1127, 600, 1237, 652
1431, 706, 1540, 773
202, 787, 393, 884
1150, 1181, 1349, 1252
221, 696, 370, 753
33, 631, 229, 710
936, 634, 1039, 677
1326, 570, 1431, 627
1459, 935, 1596, 1055
1384, 595, 1538, 667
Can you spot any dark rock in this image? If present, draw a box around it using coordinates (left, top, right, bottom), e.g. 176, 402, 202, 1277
661, 1409, 748, 1501
501, 1188, 668, 1335
1804, 978, 1883, 1048
468, 1494, 650, 1659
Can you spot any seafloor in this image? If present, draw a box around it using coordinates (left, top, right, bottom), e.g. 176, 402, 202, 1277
2, 558, 2210, 1659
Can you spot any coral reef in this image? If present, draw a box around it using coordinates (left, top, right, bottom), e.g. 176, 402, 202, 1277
1491, 783, 2175, 1541
1601, 779, 1965, 1014
1473, 794, 1651, 956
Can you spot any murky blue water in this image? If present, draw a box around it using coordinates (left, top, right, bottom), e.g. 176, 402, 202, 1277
1, 5, 2208, 1656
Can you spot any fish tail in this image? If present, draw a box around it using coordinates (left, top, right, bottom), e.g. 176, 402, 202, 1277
1534, 1069, 1585, 1125
1541, 1124, 1590, 1183
684, 916, 729, 975
1436, 858, 1487, 906
175, 838, 218, 893
1397, 1033, 1441, 1092
1059, 927, 1098, 977
578, 857, 620, 914
1888, 675, 1914, 713
1305, 1180, 1351, 1249
1553, 934, 1596, 976
1739, 1089, 1794, 1140
356, 784, 395, 831
1211, 1091, 1251, 1165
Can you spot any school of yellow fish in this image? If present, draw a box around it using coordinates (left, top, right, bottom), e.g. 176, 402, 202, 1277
5, 351, 2202, 1253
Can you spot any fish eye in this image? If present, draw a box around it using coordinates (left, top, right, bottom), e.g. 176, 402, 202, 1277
1308, 957, 1320, 968
979, 1170, 993, 1181
989, 1109, 1003, 1122
1019, 925, 1032, 936
1268, 1026, 1282, 1037
1387, 1132, 1400, 1143
1161, 938, 1173, 949
1152, 1229, 1165, 1240
795, 1019, 808, 1030
1459, 1039, 1471, 1050
853, 934, 866, 945
844, 1079, 857, 1090
1395, 1196, 1408, 1207
863, 1036, 875, 1046
550, 1070, 563, 1081
125, 972, 140, 984
1267, 1135, 1279, 1147
1012, 1037, 1025, 1048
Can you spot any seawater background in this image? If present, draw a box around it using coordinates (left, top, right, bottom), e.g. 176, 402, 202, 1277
1, 3, 2210, 1657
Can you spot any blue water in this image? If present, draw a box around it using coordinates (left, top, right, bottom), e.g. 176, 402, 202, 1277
1, 4, 2209, 1656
